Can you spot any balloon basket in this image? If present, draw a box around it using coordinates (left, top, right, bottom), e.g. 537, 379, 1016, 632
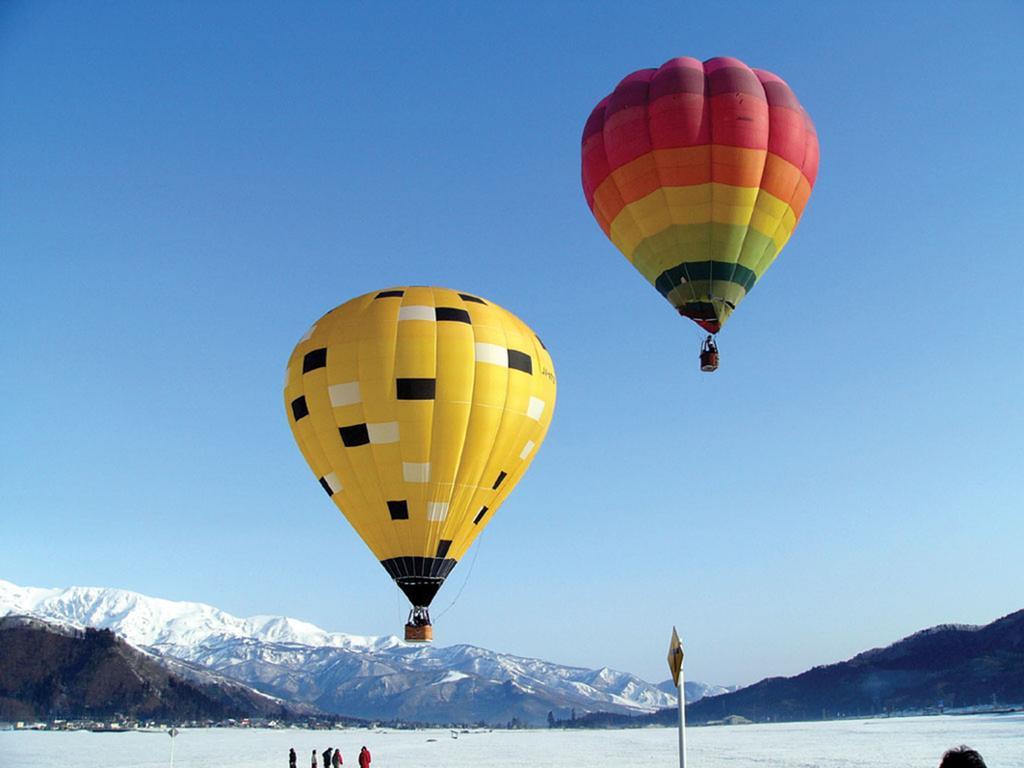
405, 606, 433, 642
404, 623, 433, 642
699, 335, 719, 372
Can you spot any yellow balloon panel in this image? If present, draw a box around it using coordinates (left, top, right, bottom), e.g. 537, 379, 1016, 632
284, 287, 556, 607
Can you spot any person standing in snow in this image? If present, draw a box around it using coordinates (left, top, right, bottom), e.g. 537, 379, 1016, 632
311, 749, 318, 768
332, 748, 343, 767
289, 748, 297, 768
323, 747, 332, 767
358, 746, 371, 768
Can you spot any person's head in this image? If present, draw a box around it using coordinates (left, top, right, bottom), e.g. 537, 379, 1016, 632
939, 745, 986, 768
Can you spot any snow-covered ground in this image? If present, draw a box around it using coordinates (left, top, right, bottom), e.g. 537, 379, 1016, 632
2, 715, 1022, 768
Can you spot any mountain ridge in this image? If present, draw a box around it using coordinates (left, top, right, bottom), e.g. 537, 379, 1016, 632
687, 607, 1024, 722
0, 579, 686, 725
0, 615, 314, 723
553, 609, 1024, 727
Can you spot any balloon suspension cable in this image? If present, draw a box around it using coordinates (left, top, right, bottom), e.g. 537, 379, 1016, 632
396, 581, 404, 627
433, 530, 485, 621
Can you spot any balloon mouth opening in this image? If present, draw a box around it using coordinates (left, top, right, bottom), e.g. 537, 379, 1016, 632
695, 319, 721, 334
396, 577, 445, 608
381, 556, 457, 607
674, 304, 722, 334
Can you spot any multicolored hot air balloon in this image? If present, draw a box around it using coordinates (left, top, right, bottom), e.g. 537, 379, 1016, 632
581, 56, 819, 371
284, 287, 556, 641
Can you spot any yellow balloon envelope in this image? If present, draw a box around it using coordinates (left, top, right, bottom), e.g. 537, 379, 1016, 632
284, 287, 556, 631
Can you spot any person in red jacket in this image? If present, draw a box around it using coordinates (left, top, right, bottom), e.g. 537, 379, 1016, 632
358, 746, 371, 768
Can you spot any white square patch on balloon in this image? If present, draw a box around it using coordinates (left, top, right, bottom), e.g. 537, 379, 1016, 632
475, 342, 508, 367
526, 397, 545, 421
329, 381, 361, 407
403, 462, 430, 482
367, 421, 400, 444
323, 472, 342, 494
398, 305, 435, 322
426, 502, 449, 522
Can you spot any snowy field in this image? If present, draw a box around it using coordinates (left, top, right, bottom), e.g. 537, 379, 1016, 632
1, 714, 1022, 768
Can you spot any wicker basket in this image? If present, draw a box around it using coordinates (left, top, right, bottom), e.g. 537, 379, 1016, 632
404, 623, 433, 643
700, 349, 719, 372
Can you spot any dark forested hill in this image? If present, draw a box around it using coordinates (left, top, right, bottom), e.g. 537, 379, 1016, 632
556, 609, 1024, 727
0, 616, 303, 721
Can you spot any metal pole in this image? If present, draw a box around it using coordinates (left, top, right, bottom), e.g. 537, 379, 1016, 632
678, 662, 687, 768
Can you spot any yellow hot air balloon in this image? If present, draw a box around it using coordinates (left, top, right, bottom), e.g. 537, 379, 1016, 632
284, 287, 556, 641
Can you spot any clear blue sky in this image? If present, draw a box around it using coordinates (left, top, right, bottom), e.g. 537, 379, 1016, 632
2, 1, 1022, 687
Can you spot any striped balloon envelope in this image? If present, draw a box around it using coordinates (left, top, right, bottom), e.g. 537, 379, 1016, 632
582, 56, 819, 334
284, 287, 555, 637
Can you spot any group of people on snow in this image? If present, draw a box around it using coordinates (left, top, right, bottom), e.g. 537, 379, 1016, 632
284, 741, 983, 767
288, 745, 371, 768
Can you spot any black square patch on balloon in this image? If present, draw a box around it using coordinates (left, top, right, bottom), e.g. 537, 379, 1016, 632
492, 471, 507, 490
318, 476, 334, 496
396, 378, 437, 400
291, 396, 309, 421
473, 506, 488, 525
435, 540, 452, 558
507, 349, 532, 374
339, 423, 370, 447
375, 290, 405, 298
387, 500, 409, 520
458, 293, 486, 304
302, 348, 327, 373
435, 307, 472, 324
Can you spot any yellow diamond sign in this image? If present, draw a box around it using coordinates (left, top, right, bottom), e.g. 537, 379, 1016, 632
667, 626, 684, 688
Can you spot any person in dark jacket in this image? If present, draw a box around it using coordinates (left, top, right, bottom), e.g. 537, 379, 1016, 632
289, 748, 297, 768
358, 746, 371, 768
332, 748, 343, 767
939, 746, 986, 767
323, 747, 332, 767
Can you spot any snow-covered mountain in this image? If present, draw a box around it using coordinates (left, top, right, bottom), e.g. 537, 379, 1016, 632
656, 678, 741, 703
0, 579, 688, 725
0, 580, 390, 651
0, 614, 317, 721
